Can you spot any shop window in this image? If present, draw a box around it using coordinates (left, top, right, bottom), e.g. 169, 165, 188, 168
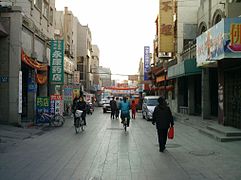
49, 7, 53, 24
34, 0, 42, 11
42, 0, 49, 19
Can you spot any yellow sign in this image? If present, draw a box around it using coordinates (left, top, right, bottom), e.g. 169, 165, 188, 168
158, 0, 174, 52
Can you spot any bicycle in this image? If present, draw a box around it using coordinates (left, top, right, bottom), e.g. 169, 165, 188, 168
121, 114, 129, 132
74, 110, 85, 133
38, 111, 65, 127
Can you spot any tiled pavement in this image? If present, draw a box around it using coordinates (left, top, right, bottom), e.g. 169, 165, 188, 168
0, 108, 241, 180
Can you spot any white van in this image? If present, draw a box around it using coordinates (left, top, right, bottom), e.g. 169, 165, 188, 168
142, 96, 159, 120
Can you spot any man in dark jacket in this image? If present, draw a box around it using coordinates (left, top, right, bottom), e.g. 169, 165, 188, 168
110, 97, 117, 119
152, 97, 174, 152
74, 96, 87, 125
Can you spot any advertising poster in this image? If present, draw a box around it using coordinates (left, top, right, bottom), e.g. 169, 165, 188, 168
50, 95, 63, 115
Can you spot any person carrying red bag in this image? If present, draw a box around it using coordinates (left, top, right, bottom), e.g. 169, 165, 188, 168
152, 96, 174, 152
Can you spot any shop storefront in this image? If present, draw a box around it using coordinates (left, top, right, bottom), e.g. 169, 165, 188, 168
196, 17, 241, 129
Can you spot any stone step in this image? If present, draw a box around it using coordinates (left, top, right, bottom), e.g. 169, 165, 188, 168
206, 125, 241, 137
199, 128, 241, 142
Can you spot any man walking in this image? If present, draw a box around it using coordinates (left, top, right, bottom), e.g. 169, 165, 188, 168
152, 97, 174, 152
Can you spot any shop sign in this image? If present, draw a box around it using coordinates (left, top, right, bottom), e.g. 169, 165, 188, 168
50, 40, 64, 84
0, 76, 8, 83
158, 0, 174, 52
36, 97, 50, 123
144, 46, 150, 81
64, 87, 73, 102
197, 17, 241, 67
50, 95, 63, 115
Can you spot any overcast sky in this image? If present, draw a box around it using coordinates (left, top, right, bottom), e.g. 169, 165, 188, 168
56, 0, 158, 81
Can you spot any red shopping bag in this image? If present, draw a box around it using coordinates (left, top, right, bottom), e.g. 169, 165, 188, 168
168, 127, 174, 139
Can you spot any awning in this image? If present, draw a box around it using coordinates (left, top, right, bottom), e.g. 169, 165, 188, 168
21, 49, 48, 71
167, 58, 201, 79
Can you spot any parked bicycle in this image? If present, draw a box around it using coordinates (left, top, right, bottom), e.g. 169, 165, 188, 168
74, 110, 85, 133
38, 111, 65, 127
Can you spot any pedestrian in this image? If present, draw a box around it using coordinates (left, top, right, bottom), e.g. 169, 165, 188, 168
152, 97, 174, 152
131, 100, 137, 119
110, 97, 117, 119
75, 96, 87, 125
115, 97, 120, 119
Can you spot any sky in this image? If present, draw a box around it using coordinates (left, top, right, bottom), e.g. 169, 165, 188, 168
55, 0, 159, 81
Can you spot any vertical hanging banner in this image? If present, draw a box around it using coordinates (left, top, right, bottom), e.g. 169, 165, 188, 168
144, 46, 150, 81
158, 0, 174, 52
50, 40, 64, 84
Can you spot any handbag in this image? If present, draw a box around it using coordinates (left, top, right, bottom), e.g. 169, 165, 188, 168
168, 127, 174, 139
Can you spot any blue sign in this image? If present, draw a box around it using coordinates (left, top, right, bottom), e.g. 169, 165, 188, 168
36, 97, 50, 123
0, 76, 8, 83
144, 46, 150, 80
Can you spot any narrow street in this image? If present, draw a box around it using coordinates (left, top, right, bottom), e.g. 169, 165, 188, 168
0, 108, 241, 180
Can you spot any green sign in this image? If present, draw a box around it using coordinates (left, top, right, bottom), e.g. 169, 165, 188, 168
50, 40, 64, 84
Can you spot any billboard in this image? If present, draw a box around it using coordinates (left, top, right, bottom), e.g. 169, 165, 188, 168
158, 0, 174, 52
196, 17, 241, 67
144, 46, 150, 81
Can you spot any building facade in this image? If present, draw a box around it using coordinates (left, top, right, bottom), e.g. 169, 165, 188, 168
0, 0, 55, 124
77, 24, 92, 92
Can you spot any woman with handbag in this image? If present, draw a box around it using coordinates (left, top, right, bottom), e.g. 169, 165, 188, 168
152, 97, 174, 152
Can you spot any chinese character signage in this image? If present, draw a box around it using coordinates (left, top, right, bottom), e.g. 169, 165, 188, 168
196, 17, 241, 67
144, 46, 150, 81
36, 97, 50, 123
50, 95, 63, 115
50, 40, 64, 84
158, 0, 174, 52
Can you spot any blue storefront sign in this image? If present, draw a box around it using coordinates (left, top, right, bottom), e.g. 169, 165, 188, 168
196, 17, 241, 67
144, 46, 150, 80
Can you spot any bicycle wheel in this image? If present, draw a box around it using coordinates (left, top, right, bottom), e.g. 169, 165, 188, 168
75, 118, 80, 133
52, 114, 65, 127
80, 119, 85, 131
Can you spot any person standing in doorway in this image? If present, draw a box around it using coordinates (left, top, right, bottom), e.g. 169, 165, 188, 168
152, 97, 174, 152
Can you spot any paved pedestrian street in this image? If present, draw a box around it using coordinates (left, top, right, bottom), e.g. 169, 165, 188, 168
0, 108, 241, 180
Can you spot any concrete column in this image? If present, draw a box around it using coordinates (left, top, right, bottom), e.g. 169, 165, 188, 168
202, 68, 211, 119
188, 76, 195, 115
7, 9, 22, 124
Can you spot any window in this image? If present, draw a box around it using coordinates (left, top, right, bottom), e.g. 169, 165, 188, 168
49, 7, 53, 24
34, 0, 42, 11
42, 0, 49, 18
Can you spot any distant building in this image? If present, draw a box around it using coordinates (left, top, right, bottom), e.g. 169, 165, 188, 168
98, 66, 111, 87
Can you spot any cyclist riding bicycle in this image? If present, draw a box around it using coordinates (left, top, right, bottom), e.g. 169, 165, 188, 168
72, 96, 87, 126
119, 96, 131, 127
